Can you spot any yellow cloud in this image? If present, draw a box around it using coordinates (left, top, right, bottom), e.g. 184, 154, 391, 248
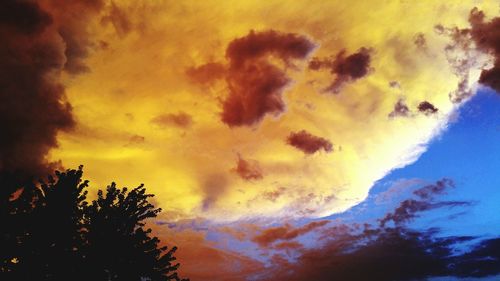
50, 0, 496, 221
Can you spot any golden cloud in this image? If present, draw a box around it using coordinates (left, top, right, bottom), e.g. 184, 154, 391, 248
50, 0, 496, 221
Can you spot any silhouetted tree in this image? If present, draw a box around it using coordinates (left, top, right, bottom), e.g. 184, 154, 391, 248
0, 167, 188, 281
85, 183, 186, 281
1, 167, 91, 280
0, 173, 40, 278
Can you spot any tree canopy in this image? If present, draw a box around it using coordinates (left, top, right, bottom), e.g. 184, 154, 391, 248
0, 167, 188, 281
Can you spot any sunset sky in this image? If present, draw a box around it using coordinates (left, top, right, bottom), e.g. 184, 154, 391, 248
2, 0, 500, 280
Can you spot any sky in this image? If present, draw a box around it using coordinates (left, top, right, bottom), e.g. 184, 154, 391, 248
1, 0, 500, 280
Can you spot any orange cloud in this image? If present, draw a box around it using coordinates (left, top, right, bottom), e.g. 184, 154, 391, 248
252, 220, 329, 247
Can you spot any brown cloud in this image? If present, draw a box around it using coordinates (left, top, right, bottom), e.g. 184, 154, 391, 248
252, 220, 329, 247
468, 8, 500, 94
101, 1, 132, 37
309, 47, 372, 93
286, 130, 333, 154
413, 178, 454, 199
151, 224, 264, 281
434, 21, 478, 103
273, 241, 304, 251
186, 62, 226, 85
413, 32, 427, 50
232, 154, 263, 181
201, 174, 228, 211
417, 101, 438, 115
221, 30, 315, 127
126, 134, 145, 146
151, 112, 193, 128
262, 187, 286, 202
388, 98, 410, 118
0, 0, 102, 187
379, 199, 469, 227
46, 0, 104, 74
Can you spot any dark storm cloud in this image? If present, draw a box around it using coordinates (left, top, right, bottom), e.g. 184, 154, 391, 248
261, 178, 500, 281
220, 30, 316, 127
417, 101, 438, 115
232, 155, 263, 181
0, 0, 103, 190
309, 47, 372, 93
151, 112, 193, 128
0, 0, 72, 182
388, 98, 410, 118
286, 130, 333, 154
468, 8, 500, 94
0, 0, 52, 34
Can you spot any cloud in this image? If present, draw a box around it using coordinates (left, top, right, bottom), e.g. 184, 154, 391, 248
0, 0, 105, 191
435, 9, 494, 104
46, 0, 496, 221
151, 222, 265, 281
252, 220, 329, 247
388, 98, 410, 118
379, 199, 470, 227
286, 130, 333, 154
380, 178, 467, 227
186, 62, 226, 85
126, 134, 145, 146
413, 178, 454, 199
417, 101, 439, 115
273, 241, 304, 251
47, 0, 105, 74
221, 30, 316, 127
0, 0, 97, 184
259, 179, 500, 281
151, 112, 193, 129
232, 154, 263, 181
413, 32, 427, 50
262, 187, 286, 202
309, 47, 372, 93
226, 30, 316, 67
101, 1, 132, 37
200, 174, 228, 211
468, 8, 500, 94
264, 227, 486, 281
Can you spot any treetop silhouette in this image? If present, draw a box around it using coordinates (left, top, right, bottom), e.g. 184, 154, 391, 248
0, 166, 188, 281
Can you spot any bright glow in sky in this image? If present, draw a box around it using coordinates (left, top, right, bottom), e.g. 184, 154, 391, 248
48, 0, 494, 221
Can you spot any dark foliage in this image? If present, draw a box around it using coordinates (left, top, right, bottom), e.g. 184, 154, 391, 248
0, 167, 187, 281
